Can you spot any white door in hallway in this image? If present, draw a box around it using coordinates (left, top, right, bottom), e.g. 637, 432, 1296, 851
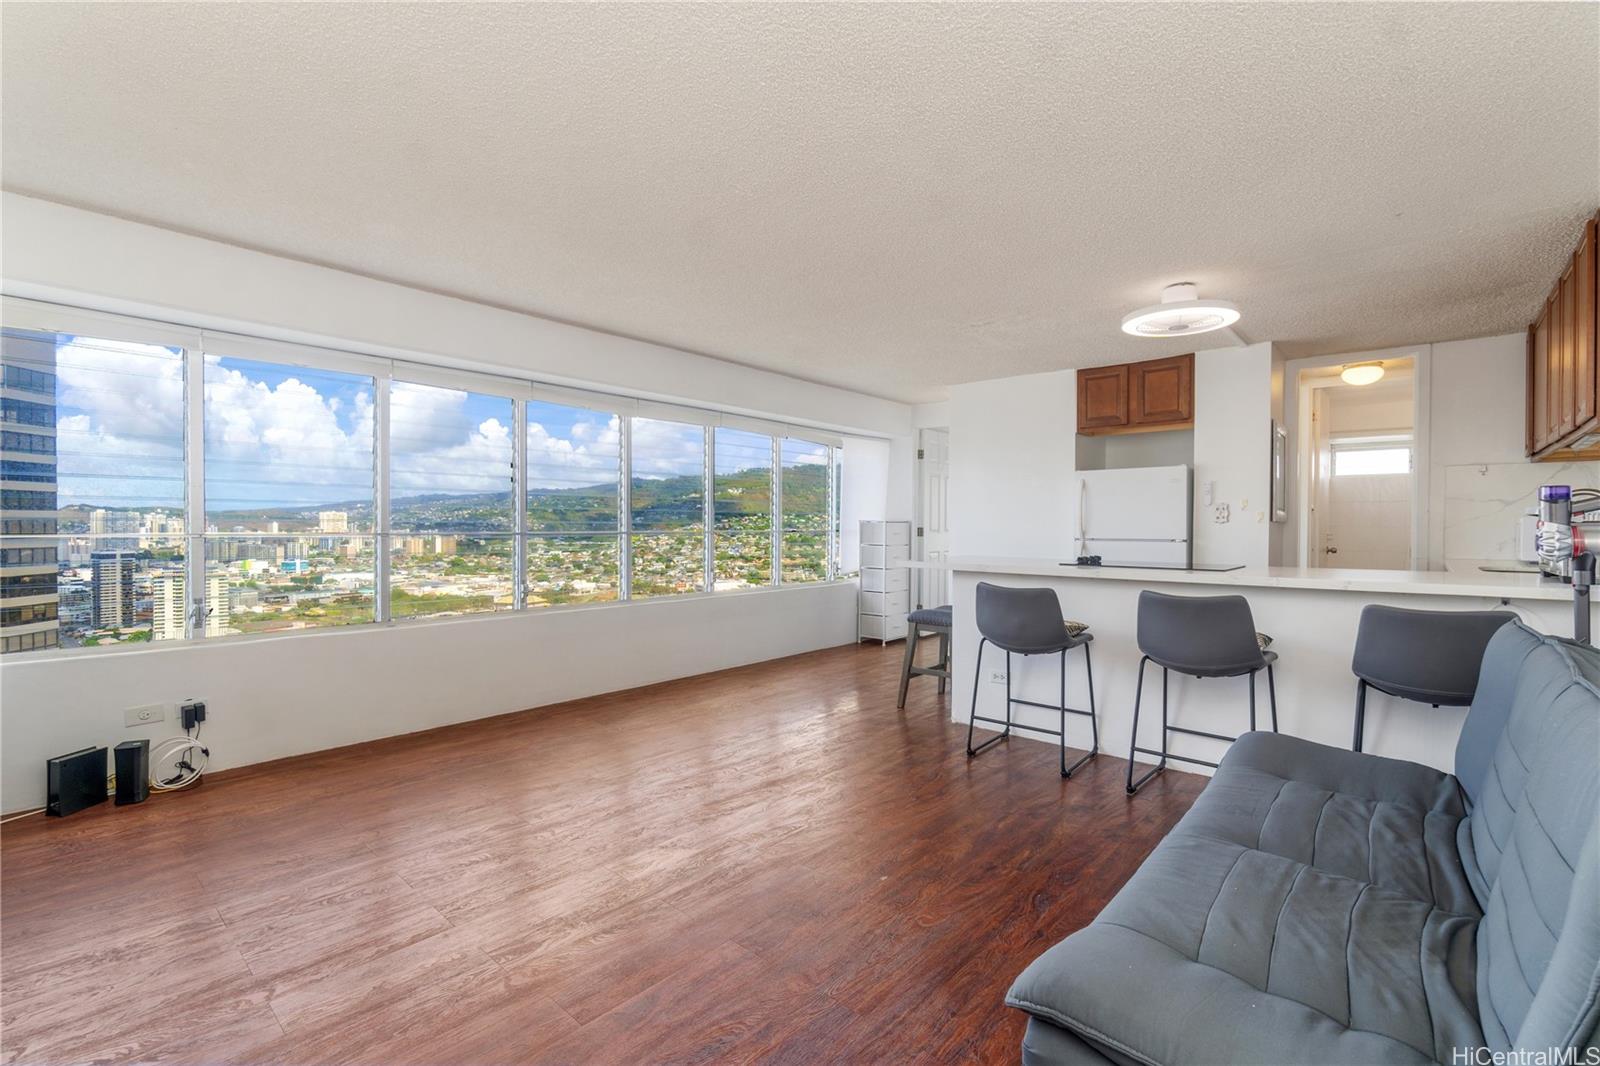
917, 428, 951, 608
1324, 465, 1413, 569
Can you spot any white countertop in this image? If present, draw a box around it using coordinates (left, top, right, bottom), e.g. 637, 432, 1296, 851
905, 556, 1573, 602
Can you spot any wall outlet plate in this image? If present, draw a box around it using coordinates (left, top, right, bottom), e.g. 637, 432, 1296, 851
1213, 503, 1231, 524
989, 669, 1008, 685
124, 703, 167, 728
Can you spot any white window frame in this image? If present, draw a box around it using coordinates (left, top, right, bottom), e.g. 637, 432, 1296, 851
1329, 432, 1414, 478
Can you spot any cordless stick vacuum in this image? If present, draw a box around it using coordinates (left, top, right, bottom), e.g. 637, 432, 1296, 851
1535, 485, 1597, 645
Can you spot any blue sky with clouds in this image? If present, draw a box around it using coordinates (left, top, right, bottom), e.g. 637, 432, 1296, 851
31, 334, 826, 515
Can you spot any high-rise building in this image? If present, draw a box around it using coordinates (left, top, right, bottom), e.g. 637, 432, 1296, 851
0, 329, 60, 654
90, 550, 136, 629
318, 510, 349, 533
89, 508, 107, 535
152, 570, 229, 641
150, 570, 185, 642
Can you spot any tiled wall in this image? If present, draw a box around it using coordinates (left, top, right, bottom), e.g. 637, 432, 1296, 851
1443, 460, 1600, 561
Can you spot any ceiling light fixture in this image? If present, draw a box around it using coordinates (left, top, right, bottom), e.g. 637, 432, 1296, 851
1120, 282, 1241, 339
1340, 362, 1385, 386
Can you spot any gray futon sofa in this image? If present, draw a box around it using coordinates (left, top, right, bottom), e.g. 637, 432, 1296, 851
1007, 620, 1600, 1065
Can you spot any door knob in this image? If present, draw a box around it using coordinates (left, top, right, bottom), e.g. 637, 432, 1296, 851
1325, 546, 1339, 554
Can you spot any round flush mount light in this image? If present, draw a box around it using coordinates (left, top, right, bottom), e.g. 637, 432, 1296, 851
1120, 282, 1241, 338
1340, 362, 1385, 386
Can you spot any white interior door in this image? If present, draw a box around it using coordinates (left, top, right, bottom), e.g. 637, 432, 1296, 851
916, 428, 951, 608
1324, 465, 1413, 569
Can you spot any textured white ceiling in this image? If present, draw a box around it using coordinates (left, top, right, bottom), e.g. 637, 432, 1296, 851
2, 3, 1596, 403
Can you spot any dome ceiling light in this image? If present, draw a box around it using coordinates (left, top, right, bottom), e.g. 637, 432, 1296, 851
1340, 362, 1386, 386
1120, 282, 1241, 339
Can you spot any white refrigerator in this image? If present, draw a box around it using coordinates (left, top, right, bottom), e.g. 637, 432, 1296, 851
1075, 465, 1193, 567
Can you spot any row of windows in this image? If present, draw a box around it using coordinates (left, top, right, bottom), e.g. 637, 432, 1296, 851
0, 572, 57, 597
0, 602, 57, 625
1, 430, 56, 455
0, 398, 54, 427
1, 630, 58, 653
2, 363, 56, 393
0, 546, 56, 565
2, 490, 56, 510
2, 518, 56, 535
0, 320, 843, 654
1, 460, 57, 483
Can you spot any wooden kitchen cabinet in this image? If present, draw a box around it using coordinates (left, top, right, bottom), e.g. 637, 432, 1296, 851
1130, 353, 1193, 426
1077, 364, 1129, 430
1527, 213, 1600, 461
1078, 353, 1193, 436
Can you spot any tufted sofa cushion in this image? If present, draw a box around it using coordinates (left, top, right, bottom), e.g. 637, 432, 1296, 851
1171, 732, 1479, 916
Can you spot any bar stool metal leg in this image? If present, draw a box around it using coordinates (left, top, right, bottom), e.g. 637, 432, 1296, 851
937, 632, 950, 695
1127, 656, 1167, 794
1352, 678, 1368, 752
1267, 664, 1279, 733
896, 624, 920, 709
1249, 668, 1258, 732
967, 638, 1011, 757
1059, 644, 1097, 779
1084, 642, 1099, 754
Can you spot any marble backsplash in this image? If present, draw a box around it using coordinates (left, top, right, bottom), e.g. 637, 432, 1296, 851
1443, 460, 1600, 561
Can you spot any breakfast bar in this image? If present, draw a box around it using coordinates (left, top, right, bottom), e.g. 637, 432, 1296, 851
920, 557, 1582, 775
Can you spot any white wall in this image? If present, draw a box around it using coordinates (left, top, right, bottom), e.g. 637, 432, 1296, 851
1, 586, 856, 813
948, 369, 1078, 557
1323, 379, 1414, 434
1427, 333, 1534, 565
1192, 342, 1275, 567
0, 194, 913, 813
840, 435, 891, 571
1077, 429, 1195, 472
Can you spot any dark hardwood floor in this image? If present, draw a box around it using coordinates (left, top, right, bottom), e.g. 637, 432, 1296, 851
1, 641, 1203, 1065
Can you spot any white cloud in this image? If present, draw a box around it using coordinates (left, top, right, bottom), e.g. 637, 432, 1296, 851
526, 413, 620, 489
53, 339, 185, 508
629, 417, 703, 480
202, 360, 374, 506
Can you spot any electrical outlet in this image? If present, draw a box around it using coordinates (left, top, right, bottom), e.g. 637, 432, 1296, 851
1213, 503, 1231, 524
124, 703, 167, 728
989, 669, 1008, 685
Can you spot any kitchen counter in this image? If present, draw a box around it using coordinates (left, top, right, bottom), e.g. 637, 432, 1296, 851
910, 556, 1573, 602
911, 555, 1582, 777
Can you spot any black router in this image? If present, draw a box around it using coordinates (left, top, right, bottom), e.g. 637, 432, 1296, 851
46, 746, 107, 817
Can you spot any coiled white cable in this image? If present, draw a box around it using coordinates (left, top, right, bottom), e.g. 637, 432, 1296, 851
149, 735, 209, 792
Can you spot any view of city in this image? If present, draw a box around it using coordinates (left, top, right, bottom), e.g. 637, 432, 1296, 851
0, 328, 836, 654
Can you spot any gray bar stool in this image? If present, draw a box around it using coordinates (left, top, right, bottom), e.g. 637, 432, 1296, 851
1126, 590, 1277, 795
897, 605, 952, 708
966, 582, 1098, 778
1351, 605, 1514, 752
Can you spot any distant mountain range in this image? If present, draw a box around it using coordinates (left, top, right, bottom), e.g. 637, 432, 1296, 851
65, 464, 827, 532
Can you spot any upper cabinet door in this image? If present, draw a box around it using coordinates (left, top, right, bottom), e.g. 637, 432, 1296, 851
1129, 353, 1194, 425
1532, 299, 1552, 452
1557, 259, 1578, 438
1077, 365, 1130, 430
1575, 218, 1597, 429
